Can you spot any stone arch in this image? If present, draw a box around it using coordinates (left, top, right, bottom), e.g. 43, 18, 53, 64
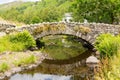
35, 34, 94, 50
35, 34, 94, 64
30, 22, 94, 49
7, 22, 120, 47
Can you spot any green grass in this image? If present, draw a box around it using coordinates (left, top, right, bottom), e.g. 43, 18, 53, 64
0, 52, 37, 72
13, 54, 37, 66
95, 34, 120, 79
0, 62, 9, 72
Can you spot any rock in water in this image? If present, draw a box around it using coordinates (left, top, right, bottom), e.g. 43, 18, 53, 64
86, 55, 99, 64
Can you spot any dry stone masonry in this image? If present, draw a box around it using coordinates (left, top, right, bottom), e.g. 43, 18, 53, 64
1, 22, 120, 45
0, 22, 120, 79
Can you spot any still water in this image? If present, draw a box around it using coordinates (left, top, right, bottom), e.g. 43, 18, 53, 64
5, 35, 93, 80
7, 61, 89, 80
10, 73, 72, 80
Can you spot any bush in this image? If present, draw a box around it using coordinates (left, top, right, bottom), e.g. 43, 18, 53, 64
0, 30, 36, 53
95, 34, 120, 57
9, 30, 36, 48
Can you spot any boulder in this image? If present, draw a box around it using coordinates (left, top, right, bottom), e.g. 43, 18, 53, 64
86, 55, 99, 64
86, 55, 100, 68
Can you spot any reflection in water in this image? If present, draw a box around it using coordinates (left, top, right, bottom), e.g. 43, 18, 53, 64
5, 35, 94, 80
10, 73, 72, 80
7, 58, 89, 80
40, 35, 88, 60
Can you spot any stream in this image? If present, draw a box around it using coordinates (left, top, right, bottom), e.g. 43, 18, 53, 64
4, 35, 94, 80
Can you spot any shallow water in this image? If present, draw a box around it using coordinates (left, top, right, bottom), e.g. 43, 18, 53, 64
6, 50, 92, 80
5, 35, 94, 80
9, 73, 72, 80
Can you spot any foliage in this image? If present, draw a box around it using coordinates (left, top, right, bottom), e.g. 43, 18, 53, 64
0, 31, 36, 52
95, 34, 120, 79
10, 30, 36, 48
95, 51, 120, 80
95, 34, 120, 57
72, 0, 120, 24
0, 0, 73, 24
0, 62, 9, 72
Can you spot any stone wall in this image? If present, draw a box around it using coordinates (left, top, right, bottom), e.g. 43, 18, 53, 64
1, 22, 120, 45
0, 23, 15, 31
16, 22, 120, 45
0, 23, 16, 37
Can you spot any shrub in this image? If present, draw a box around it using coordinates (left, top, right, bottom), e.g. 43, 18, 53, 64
9, 30, 36, 48
0, 62, 9, 72
95, 34, 120, 57
0, 30, 36, 53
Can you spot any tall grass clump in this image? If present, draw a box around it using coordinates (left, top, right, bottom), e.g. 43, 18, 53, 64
95, 34, 120, 57
13, 54, 37, 66
95, 50, 120, 80
0, 30, 36, 53
95, 33, 120, 79
0, 62, 9, 72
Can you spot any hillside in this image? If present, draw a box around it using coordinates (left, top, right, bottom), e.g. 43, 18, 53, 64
0, 0, 73, 24
0, 1, 32, 11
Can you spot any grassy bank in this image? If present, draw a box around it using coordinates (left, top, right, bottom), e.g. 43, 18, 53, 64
0, 52, 37, 72
95, 34, 120, 80
95, 52, 120, 80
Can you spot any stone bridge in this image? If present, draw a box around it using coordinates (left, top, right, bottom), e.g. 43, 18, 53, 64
1, 22, 120, 47
1, 22, 118, 79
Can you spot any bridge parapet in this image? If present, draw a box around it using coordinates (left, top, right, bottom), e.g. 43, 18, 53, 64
1, 22, 120, 45
25, 22, 120, 45
0, 23, 15, 32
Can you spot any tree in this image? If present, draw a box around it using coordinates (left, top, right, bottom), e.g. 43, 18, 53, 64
72, 0, 120, 24
0, 0, 72, 24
